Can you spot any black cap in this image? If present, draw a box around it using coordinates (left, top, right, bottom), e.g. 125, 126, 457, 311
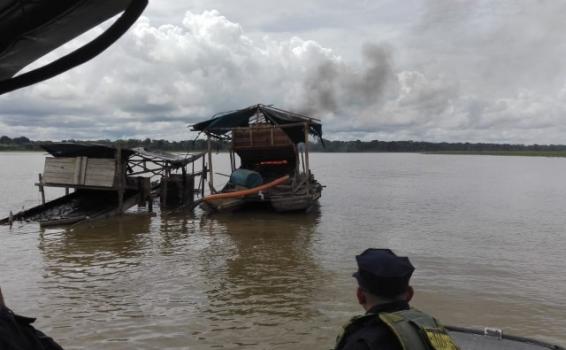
353, 248, 414, 298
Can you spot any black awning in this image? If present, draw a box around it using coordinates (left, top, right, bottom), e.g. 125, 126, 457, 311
191, 104, 323, 144
0, 0, 147, 95
41, 143, 135, 159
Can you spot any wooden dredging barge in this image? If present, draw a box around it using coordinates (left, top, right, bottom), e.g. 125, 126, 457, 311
0, 143, 205, 226
0, 103, 325, 224
192, 104, 324, 213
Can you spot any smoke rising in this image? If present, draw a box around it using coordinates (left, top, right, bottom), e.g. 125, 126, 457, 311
299, 43, 395, 116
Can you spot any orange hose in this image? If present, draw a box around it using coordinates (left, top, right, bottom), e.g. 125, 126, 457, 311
204, 175, 290, 202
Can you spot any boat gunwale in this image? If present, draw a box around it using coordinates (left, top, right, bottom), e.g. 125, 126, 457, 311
445, 325, 565, 350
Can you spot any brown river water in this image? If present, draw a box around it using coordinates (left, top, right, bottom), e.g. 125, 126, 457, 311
0, 152, 565, 349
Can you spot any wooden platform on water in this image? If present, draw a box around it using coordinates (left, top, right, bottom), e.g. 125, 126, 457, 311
1, 143, 205, 226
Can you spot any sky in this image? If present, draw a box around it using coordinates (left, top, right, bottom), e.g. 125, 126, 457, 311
2, 0, 566, 144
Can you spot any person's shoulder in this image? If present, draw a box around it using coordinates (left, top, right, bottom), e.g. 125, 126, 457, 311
341, 316, 401, 350
0, 306, 64, 350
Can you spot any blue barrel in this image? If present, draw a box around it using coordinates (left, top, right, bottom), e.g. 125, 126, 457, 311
229, 169, 263, 188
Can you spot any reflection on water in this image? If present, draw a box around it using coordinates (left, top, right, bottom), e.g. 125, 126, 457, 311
24, 206, 324, 349
1, 153, 566, 348
158, 211, 195, 253
200, 209, 322, 320
37, 213, 153, 330
40, 213, 152, 263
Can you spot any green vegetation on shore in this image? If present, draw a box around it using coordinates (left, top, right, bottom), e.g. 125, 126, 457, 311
425, 150, 566, 157
2, 135, 566, 157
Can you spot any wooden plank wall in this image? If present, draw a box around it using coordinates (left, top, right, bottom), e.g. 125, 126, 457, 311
233, 126, 292, 149
44, 157, 76, 185
43, 157, 116, 187
84, 158, 115, 187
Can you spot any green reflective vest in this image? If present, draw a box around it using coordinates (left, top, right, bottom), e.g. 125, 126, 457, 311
335, 308, 460, 350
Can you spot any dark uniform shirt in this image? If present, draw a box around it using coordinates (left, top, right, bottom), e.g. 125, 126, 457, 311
336, 300, 410, 350
0, 305, 63, 350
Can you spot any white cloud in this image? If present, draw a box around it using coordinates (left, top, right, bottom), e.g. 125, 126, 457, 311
1, 1, 566, 144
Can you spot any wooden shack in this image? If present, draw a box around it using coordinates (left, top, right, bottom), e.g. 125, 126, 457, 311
43, 156, 116, 188
37, 144, 143, 213
1, 143, 205, 226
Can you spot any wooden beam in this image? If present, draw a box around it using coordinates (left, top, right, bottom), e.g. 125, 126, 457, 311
182, 166, 187, 204
230, 151, 235, 172
207, 136, 214, 193
116, 146, 124, 213
38, 173, 45, 204
201, 154, 205, 198
304, 122, 310, 195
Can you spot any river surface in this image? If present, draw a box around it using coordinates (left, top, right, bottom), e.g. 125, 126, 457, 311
0, 152, 565, 349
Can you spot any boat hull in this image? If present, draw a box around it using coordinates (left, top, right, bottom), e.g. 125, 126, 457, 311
446, 326, 564, 349
271, 193, 320, 212
200, 190, 321, 213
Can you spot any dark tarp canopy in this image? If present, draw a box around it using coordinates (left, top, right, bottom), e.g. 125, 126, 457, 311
191, 104, 323, 144
41, 143, 135, 159
0, 0, 147, 95
41, 143, 204, 167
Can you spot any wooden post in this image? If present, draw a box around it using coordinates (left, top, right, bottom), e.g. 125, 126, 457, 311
230, 151, 235, 172
300, 146, 306, 175
182, 166, 187, 204
201, 154, 206, 198
304, 122, 310, 195
137, 177, 145, 207
144, 177, 152, 212
38, 173, 45, 204
271, 127, 274, 145
65, 187, 69, 196
207, 136, 214, 193
161, 176, 167, 208
116, 146, 124, 213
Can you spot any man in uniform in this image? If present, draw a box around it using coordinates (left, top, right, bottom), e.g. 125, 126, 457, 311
0, 287, 64, 350
334, 249, 460, 350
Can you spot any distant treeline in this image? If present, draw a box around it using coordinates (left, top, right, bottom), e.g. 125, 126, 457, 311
2, 135, 566, 153
0, 136, 211, 152
310, 140, 566, 153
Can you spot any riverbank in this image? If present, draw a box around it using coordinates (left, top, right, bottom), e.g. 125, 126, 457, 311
3, 135, 566, 157
4, 148, 566, 158
426, 150, 566, 157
